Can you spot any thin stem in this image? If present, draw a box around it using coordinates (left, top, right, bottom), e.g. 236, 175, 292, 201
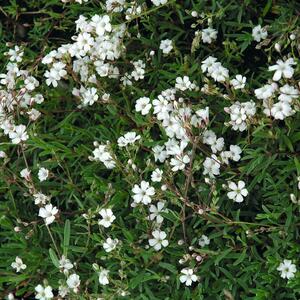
46, 225, 61, 257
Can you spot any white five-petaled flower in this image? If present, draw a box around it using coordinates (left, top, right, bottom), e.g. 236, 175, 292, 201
148, 229, 169, 251
151, 168, 163, 182
135, 97, 152, 115
38, 167, 49, 182
268, 58, 296, 81
66, 274, 80, 292
9, 124, 28, 144
20, 168, 31, 181
149, 201, 166, 223
227, 180, 248, 203
59, 255, 73, 273
175, 76, 192, 91
99, 268, 109, 285
201, 27, 217, 44
98, 208, 116, 228
179, 268, 198, 286
38, 204, 58, 225
35, 284, 54, 300
117, 132, 141, 147
159, 39, 173, 54
11, 256, 27, 272
132, 181, 155, 205
277, 259, 297, 280
230, 74, 246, 89
198, 234, 210, 247
151, 0, 168, 6
103, 237, 119, 252
252, 25, 268, 42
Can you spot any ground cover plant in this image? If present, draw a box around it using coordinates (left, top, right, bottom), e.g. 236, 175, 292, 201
0, 0, 300, 299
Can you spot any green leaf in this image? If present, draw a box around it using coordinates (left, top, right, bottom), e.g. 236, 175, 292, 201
49, 248, 59, 268
63, 219, 71, 256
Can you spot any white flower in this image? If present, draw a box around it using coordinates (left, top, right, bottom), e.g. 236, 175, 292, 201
58, 285, 69, 298
201, 27, 217, 44
98, 208, 116, 228
92, 144, 115, 169
230, 75, 246, 89
159, 39, 173, 54
170, 154, 190, 171
277, 259, 297, 279
153, 145, 168, 163
148, 230, 169, 251
11, 256, 27, 272
118, 132, 141, 147
94, 15, 112, 36
99, 269, 109, 285
82, 87, 98, 106
254, 83, 277, 100
203, 156, 220, 177
132, 181, 155, 205
151, 0, 168, 6
229, 145, 242, 162
66, 274, 80, 292
135, 97, 152, 115
33, 193, 49, 205
210, 63, 229, 82
59, 255, 73, 273
35, 285, 54, 300
252, 25, 268, 42
9, 124, 28, 144
151, 168, 163, 182
271, 101, 294, 120
278, 84, 299, 103
149, 201, 166, 223
201, 56, 218, 73
38, 204, 59, 225
20, 168, 31, 181
211, 137, 224, 153
198, 235, 210, 247
179, 268, 197, 286
103, 237, 119, 252
38, 167, 49, 182
227, 180, 248, 203
268, 58, 296, 81
175, 76, 192, 91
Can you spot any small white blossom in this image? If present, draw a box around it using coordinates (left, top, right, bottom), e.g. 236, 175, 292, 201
98, 208, 116, 228
198, 235, 210, 247
201, 27, 217, 44
38, 167, 49, 182
230, 75, 246, 89
149, 201, 166, 223
9, 125, 28, 144
277, 260, 297, 280
268, 58, 296, 81
66, 274, 80, 292
252, 25, 268, 42
132, 181, 155, 205
135, 97, 152, 115
38, 204, 59, 225
11, 256, 26, 272
148, 229, 169, 251
151, 168, 163, 182
179, 268, 197, 286
35, 285, 54, 300
99, 269, 109, 285
103, 237, 119, 252
227, 180, 248, 203
159, 39, 173, 54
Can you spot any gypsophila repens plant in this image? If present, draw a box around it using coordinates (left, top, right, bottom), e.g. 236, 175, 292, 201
0, 0, 300, 299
